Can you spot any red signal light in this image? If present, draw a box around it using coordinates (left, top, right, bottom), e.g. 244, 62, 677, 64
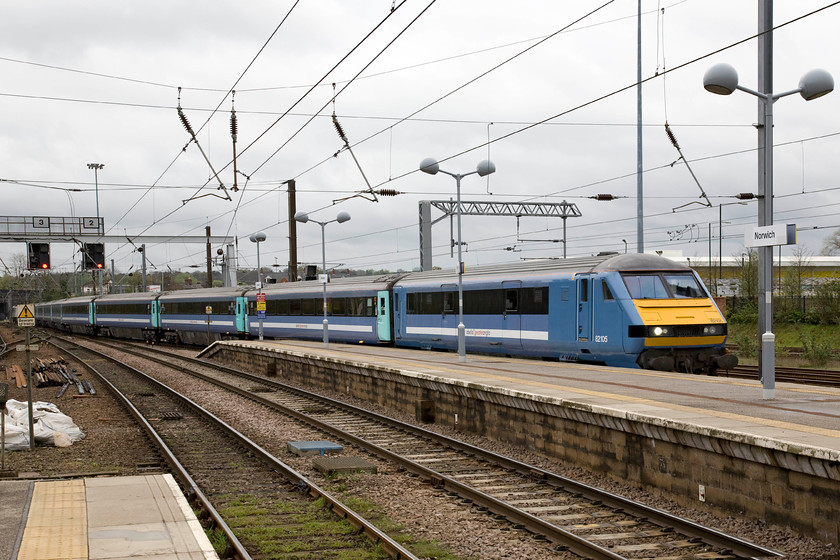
41, 263, 49, 270
96, 263, 104, 269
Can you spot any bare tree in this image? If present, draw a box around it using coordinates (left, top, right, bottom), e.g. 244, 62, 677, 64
736, 250, 758, 300
781, 245, 812, 298
821, 229, 840, 255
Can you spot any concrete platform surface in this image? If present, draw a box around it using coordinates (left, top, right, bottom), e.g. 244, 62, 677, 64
230, 339, 840, 460
8, 474, 218, 560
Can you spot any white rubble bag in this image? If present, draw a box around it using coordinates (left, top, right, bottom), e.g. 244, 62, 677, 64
2, 415, 30, 451
3, 399, 85, 449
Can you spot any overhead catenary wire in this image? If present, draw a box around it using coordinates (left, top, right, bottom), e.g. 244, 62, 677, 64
664, 123, 712, 211
176, 88, 230, 201
8, 2, 840, 274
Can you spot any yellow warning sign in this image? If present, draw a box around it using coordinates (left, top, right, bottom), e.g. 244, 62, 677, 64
17, 305, 34, 319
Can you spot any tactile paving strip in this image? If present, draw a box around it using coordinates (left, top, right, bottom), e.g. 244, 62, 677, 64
18, 479, 87, 560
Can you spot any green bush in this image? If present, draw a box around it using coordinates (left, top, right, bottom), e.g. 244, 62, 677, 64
801, 332, 833, 367
729, 330, 758, 359
775, 309, 819, 325
727, 300, 758, 324
811, 281, 840, 325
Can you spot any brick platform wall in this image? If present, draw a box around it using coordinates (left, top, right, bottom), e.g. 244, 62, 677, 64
203, 343, 840, 545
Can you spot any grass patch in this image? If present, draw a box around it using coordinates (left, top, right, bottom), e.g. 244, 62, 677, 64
324, 483, 462, 560
205, 527, 228, 556
216, 493, 392, 559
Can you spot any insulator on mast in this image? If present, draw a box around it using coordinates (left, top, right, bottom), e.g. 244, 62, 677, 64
178, 106, 195, 136
332, 113, 347, 143
665, 123, 680, 150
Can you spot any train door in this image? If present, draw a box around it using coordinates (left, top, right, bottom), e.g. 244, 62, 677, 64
376, 290, 392, 342
88, 302, 96, 327
235, 296, 249, 334
576, 276, 592, 342
150, 300, 161, 328
441, 284, 458, 347
502, 281, 522, 350
393, 287, 405, 339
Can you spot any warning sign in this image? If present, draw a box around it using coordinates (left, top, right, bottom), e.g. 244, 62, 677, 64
16, 304, 35, 327
16, 305, 34, 319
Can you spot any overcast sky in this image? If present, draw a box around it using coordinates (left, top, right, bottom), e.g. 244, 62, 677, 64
3, 0, 840, 279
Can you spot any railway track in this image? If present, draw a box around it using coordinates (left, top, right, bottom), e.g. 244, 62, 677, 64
723, 363, 840, 386
48, 335, 419, 560
66, 335, 782, 560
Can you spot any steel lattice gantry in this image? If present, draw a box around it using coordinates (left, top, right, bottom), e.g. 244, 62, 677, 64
418, 200, 582, 271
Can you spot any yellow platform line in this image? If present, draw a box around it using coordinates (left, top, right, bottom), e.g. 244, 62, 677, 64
18, 479, 88, 560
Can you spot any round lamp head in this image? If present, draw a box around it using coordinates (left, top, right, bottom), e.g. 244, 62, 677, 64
293, 211, 309, 224
336, 211, 351, 224
703, 63, 739, 95
799, 68, 834, 100
476, 160, 496, 177
419, 157, 439, 175
249, 232, 266, 243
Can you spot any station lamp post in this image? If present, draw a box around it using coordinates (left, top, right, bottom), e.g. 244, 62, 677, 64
249, 232, 267, 341
703, 61, 833, 398
419, 157, 496, 362
294, 211, 351, 348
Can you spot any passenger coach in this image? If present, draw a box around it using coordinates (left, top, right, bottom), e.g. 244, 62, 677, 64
244, 273, 404, 344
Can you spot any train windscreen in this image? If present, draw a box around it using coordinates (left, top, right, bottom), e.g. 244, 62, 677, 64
622, 273, 705, 299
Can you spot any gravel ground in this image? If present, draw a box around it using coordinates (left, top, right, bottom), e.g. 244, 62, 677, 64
2, 326, 838, 559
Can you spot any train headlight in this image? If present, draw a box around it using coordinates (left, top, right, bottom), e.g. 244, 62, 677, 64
653, 327, 666, 336
703, 326, 719, 335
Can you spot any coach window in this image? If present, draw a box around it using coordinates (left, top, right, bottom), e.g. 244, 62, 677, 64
504, 290, 518, 313
333, 297, 345, 316
520, 287, 549, 314
443, 291, 457, 314
289, 299, 302, 315
301, 298, 316, 315
601, 281, 614, 301
580, 278, 589, 302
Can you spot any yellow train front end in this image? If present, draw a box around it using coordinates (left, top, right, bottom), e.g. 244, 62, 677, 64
619, 264, 738, 374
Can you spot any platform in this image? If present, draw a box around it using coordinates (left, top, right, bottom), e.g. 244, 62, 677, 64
4, 474, 217, 560
203, 339, 840, 545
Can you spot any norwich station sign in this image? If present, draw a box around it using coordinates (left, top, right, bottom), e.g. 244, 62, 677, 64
744, 224, 796, 248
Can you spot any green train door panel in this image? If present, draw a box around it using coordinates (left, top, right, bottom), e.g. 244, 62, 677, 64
376, 290, 391, 342
235, 296, 249, 334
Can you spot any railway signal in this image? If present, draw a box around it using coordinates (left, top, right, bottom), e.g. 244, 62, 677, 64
27, 242, 50, 270
82, 243, 106, 270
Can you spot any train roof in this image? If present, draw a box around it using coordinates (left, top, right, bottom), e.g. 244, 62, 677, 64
593, 253, 691, 272
394, 254, 694, 287
397, 256, 611, 284
156, 286, 249, 301
246, 273, 407, 297
91, 292, 159, 304
42, 295, 96, 306
399, 253, 692, 282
